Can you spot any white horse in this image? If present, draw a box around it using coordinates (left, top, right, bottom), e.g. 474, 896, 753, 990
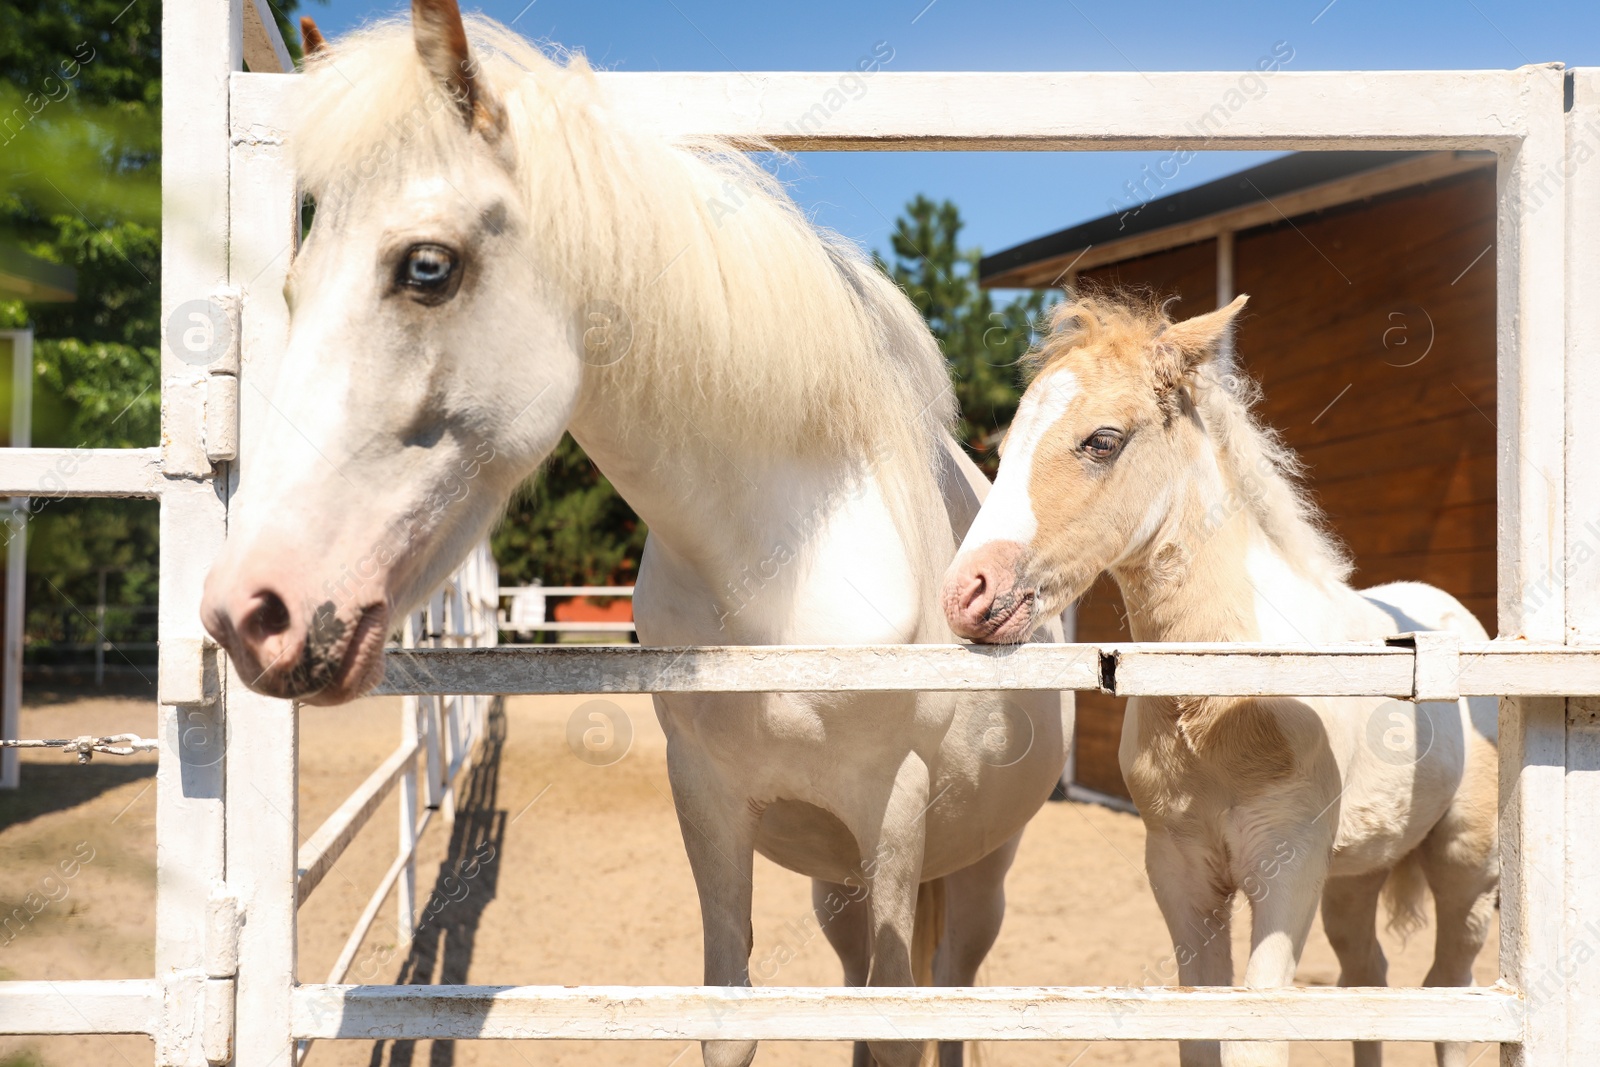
940, 293, 1498, 1067
199, 6, 1071, 1067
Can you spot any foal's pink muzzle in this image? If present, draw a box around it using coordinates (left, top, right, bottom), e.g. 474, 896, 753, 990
201, 543, 390, 705
941, 540, 1038, 644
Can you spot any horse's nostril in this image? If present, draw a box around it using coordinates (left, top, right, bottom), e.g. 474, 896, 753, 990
249, 591, 292, 640
963, 571, 990, 612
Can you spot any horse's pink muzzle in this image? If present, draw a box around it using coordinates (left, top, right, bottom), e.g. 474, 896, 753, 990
201, 547, 390, 705
941, 540, 1038, 645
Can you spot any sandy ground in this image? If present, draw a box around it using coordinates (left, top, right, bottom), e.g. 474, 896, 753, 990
0, 692, 1497, 1067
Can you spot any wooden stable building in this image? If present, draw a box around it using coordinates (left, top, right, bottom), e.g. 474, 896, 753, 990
981, 150, 1498, 804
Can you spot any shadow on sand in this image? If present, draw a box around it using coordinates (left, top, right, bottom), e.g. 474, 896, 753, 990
370, 700, 508, 1067
0, 761, 155, 832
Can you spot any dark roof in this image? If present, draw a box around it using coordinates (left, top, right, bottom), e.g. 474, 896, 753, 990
0, 244, 76, 302
979, 150, 1434, 284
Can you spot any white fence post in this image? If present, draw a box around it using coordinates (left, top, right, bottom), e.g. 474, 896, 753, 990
398, 613, 421, 941
155, 0, 239, 1057
1563, 66, 1600, 1065
226, 46, 302, 1067
1, 326, 30, 792
1496, 64, 1569, 1067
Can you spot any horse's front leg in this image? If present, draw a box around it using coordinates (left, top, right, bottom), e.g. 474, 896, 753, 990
662, 722, 761, 1067
1224, 833, 1328, 1067
1145, 827, 1234, 1067
932, 833, 1023, 1067
860, 751, 932, 1067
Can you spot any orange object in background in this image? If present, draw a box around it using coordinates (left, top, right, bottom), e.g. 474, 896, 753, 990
551, 594, 634, 624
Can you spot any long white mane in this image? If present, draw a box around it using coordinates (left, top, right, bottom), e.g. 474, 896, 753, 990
292, 19, 956, 486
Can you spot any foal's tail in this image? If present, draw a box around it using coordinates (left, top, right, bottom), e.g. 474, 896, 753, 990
1382, 849, 1430, 941
912, 878, 948, 986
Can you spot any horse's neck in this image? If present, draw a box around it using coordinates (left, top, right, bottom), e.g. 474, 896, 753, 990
569, 404, 939, 644
1111, 501, 1262, 645
1110, 465, 1357, 647
567, 409, 759, 569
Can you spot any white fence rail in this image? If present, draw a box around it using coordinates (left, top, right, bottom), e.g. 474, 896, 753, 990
372, 641, 1600, 698
0, 1, 1593, 1060
291, 983, 1523, 1044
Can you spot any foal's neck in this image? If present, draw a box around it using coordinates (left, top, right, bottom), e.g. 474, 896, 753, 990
1111, 495, 1263, 645
1109, 452, 1345, 646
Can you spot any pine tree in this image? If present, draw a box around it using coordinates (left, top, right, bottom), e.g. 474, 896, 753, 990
877, 194, 1053, 476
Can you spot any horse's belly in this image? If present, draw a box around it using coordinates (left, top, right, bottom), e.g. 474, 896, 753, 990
734, 691, 1068, 884
756, 799, 865, 883
1329, 699, 1466, 875
920, 691, 1070, 878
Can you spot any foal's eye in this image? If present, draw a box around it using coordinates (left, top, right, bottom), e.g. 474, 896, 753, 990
1082, 428, 1125, 460
396, 244, 460, 301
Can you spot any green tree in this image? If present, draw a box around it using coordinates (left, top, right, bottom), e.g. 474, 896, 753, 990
877, 194, 1053, 476
492, 434, 647, 588
2, 0, 309, 669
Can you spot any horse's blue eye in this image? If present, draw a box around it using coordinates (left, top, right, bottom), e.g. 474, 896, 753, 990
398, 244, 458, 294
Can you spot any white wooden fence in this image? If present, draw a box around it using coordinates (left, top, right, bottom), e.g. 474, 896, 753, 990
498, 584, 637, 637
300, 543, 498, 960
0, 2, 1596, 1062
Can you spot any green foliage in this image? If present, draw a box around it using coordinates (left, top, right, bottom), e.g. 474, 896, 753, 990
0, 0, 168, 236
15, 215, 161, 447
492, 434, 648, 587
877, 194, 1053, 476
1, 0, 309, 667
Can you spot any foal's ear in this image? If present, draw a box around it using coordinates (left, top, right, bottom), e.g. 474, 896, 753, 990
411, 0, 505, 138
300, 17, 329, 60
1154, 294, 1248, 389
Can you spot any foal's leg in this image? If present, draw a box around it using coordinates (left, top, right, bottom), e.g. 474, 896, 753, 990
1418, 735, 1499, 1067
663, 728, 762, 1067
1320, 869, 1390, 1067
1145, 828, 1234, 1067
1230, 842, 1327, 1067
813, 879, 873, 1067
860, 752, 933, 1067
931, 834, 1023, 1067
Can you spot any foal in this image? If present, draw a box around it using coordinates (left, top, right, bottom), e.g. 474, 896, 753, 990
941, 294, 1498, 1067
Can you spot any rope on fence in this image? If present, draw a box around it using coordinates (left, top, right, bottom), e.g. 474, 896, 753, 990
0, 734, 159, 763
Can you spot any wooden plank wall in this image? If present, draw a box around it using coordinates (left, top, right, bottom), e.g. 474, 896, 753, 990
1070, 168, 1496, 800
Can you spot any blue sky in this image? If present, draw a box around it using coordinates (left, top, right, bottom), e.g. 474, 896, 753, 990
301, 0, 1600, 264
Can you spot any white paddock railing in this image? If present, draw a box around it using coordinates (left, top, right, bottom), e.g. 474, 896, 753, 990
297, 542, 498, 949
0, 1, 1594, 1060
374, 640, 1600, 699
289, 543, 498, 1066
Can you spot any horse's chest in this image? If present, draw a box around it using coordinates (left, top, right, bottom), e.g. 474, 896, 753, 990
752, 471, 924, 645
1119, 697, 1302, 813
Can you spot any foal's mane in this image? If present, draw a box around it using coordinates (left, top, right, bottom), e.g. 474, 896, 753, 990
291, 20, 955, 490
1032, 292, 1352, 585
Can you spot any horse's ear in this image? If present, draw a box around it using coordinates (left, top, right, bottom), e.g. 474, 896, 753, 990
1154, 294, 1247, 389
411, 0, 504, 137
300, 17, 329, 59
